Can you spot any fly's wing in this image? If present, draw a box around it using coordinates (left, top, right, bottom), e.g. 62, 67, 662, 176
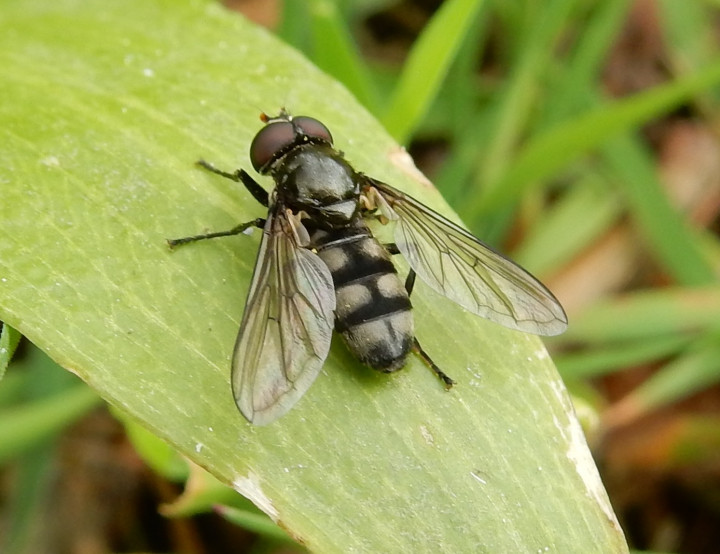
367, 179, 567, 336
232, 211, 336, 425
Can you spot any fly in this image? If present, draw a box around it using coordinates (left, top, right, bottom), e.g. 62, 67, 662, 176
168, 110, 568, 425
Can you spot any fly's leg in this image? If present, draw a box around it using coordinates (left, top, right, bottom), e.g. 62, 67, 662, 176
383, 243, 419, 302
405, 262, 455, 389
196, 160, 269, 207
405, 267, 455, 387
167, 218, 265, 248
404, 268, 416, 296
412, 338, 455, 388
384, 242, 400, 255
384, 244, 456, 388
167, 160, 269, 248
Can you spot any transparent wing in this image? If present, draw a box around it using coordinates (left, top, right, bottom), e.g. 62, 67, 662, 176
232, 211, 336, 425
368, 179, 567, 336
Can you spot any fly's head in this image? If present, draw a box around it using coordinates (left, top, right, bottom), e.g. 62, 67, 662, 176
249, 111, 333, 175
251, 111, 361, 227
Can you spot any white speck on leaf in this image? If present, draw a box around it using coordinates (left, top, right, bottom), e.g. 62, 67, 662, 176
40, 156, 60, 167
419, 425, 435, 446
470, 471, 487, 485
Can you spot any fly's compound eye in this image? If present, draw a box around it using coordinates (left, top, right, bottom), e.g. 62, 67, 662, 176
249, 116, 334, 173
292, 116, 333, 145
249, 121, 296, 173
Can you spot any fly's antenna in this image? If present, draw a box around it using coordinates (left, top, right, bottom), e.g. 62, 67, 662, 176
260, 108, 293, 125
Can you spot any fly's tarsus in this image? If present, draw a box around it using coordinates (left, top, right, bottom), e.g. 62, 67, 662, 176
196, 159, 240, 181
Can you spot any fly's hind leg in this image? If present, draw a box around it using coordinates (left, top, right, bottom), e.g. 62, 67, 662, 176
384, 242, 455, 387
412, 338, 456, 388
407, 274, 456, 387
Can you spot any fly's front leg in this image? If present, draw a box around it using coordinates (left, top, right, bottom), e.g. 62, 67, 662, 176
167, 159, 270, 248
196, 160, 269, 207
167, 218, 265, 249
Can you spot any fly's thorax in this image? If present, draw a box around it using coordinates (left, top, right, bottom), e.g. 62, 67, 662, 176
313, 225, 414, 371
273, 144, 360, 227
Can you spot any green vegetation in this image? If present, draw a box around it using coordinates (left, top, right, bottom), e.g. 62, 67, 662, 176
3, 0, 720, 551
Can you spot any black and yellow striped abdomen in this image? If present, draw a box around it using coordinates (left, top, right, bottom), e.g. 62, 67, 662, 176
312, 223, 414, 371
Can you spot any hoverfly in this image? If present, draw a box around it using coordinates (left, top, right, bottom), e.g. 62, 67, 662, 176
169, 110, 567, 425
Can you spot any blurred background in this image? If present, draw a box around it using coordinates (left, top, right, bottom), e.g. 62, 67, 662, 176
2, 0, 720, 552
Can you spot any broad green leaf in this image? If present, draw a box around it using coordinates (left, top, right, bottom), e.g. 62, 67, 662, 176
0, 0, 626, 551
117, 408, 189, 481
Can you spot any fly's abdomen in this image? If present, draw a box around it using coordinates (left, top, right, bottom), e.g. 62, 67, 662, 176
314, 227, 413, 371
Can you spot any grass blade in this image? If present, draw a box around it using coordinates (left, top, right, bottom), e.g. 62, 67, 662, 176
381, 0, 485, 142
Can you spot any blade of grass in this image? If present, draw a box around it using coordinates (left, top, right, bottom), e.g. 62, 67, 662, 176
306, 0, 379, 111
558, 286, 720, 344
603, 134, 715, 285
0, 372, 26, 407
538, 0, 632, 126
555, 334, 692, 380
659, 0, 718, 74
513, 174, 621, 275
473, 0, 578, 192
217, 505, 298, 544
473, 59, 720, 216
0, 385, 100, 463
606, 332, 720, 427
1, 442, 57, 554
442, 9, 490, 139
381, 0, 485, 142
